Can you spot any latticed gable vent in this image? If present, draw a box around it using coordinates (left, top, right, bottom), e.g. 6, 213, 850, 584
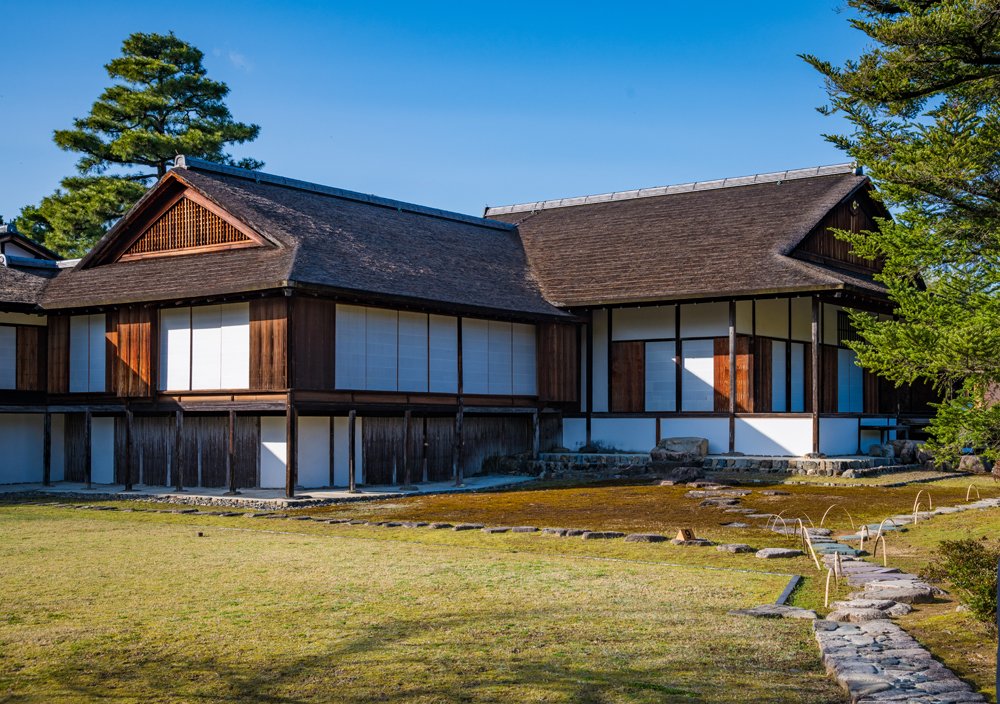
121, 197, 257, 259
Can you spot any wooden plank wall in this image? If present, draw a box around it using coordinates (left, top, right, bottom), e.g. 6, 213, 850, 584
821, 346, 838, 414
109, 306, 153, 397
293, 298, 336, 390
797, 194, 881, 272
863, 370, 880, 415
804, 343, 814, 412
610, 341, 644, 412
713, 336, 752, 413
47, 316, 69, 393
15, 325, 46, 391
755, 337, 772, 412
250, 298, 288, 391
63, 413, 86, 482
537, 323, 578, 403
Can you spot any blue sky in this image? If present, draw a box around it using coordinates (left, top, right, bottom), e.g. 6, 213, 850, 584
0, 1, 865, 221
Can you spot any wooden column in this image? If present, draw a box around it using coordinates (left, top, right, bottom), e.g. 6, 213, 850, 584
347, 409, 357, 492
454, 405, 464, 487
285, 400, 298, 498
83, 410, 93, 489
585, 311, 594, 446
401, 409, 414, 489
421, 415, 429, 483
173, 409, 185, 492
225, 409, 239, 495
728, 300, 736, 453
532, 410, 540, 459
674, 304, 682, 413
811, 296, 821, 455
123, 407, 135, 491
42, 412, 52, 487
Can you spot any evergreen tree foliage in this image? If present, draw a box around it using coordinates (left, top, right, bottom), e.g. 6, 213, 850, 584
803, 1, 1000, 462
15, 32, 261, 256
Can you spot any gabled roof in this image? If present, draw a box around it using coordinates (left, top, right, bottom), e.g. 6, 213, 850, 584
0, 225, 59, 261
486, 163, 885, 307
41, 158, 568, 319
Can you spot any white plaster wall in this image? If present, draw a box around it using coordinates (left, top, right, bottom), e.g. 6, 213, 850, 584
159, 307, 192, 391
428, 314, 458, 393
735, 417, 812, 456
0, 414, 44, 483
612, 306, 675, 341
297, 416, 330, 488
592, 310, 609, 412
0, 326, 15, 389
680, 302, 728, 338
91, 416, 115, 484
335, 304, 366, 389
790, 297, 812, 341
820, 417, 860, 456
823, 304, 843, 346
462, 318, 490, 395
645, 341, 676, 412
659, 417, 730, 455
0, 312, 46, 326
332, 416, 363, 486
590, 418, 656, 453
755, 299, 789, 339
51, 414, 65, 481
736, 300, 752, 334
260, 416, 287, 489
562, 417, 587, 450
681, 338, 714, 412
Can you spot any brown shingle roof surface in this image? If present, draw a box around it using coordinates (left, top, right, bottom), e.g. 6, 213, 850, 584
488, 172, 883, 306
0, 264, 58, 309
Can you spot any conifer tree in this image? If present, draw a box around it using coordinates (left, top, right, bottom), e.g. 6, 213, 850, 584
803, 0, 1000, 461
16, 32, 261, 256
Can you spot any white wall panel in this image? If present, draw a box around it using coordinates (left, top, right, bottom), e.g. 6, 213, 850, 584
0, 414, 44, 483
397, 312, 429, 392
219, 303, 250, 389
335, 304, 366, 389
562, 417, 587, 451
259, 415, 287, 489
462, 318, 489, 394
332, 416, 363, 486
756, 299, 789, 339
191, 305, 222, 390
612, 306, 675, 341
159, 308, 191, 391
428, 315, 457, 393
51, 414, 66, 482
592, 310, 609, 412
87, 315, 106, 392
0, 326, 16, 389
297, 416, 330, 488
771, 340, 787, 412
511, 323, 536, 395
680, 302, 728, 338
820, 417, 860, 455
735, 417, 812, 456
736, 300, 752, 334
365, 308, 398, 391
824, 304, 842, 346
91, 417, 115, 484
791, 297, 812, 341
0, 312, 46, 326
838, 348, 863, 413
69, 315, 90, 392
790, 342, 806, 412
645, 341, 676, 412
590, 418, 656, 453
681, 338, 714, 412
659, 417, 730, 455
487, 321, 513, 395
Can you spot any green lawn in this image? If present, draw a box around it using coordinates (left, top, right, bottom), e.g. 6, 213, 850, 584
0, 504, 844, 704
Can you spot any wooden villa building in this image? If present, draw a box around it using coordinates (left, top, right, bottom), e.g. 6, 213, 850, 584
0, 159, 931, 495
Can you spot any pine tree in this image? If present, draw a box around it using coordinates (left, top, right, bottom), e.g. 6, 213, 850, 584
16, 32, 261, 256
803, 0, 1000, 462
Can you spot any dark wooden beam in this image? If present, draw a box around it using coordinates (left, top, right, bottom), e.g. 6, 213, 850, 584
123, 407, 134, 491
674, 304, 682, 413
728, 300, 736, 453
585, 310, 594, 446
421, 415, 429, 483
400, 409, 414, 489
532, 410, 540, 459
83, 409, 93, 489
173, 409, 185, 492
811, 296, 821, 455
225, 409, 240, 495
454, 405, 464, 487
42, 412, 52, 487
348, 409, 357, 492
286, 400, 298, 498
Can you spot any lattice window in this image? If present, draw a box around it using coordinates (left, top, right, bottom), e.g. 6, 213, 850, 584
837, 310, 861, 347
123, 197, 254, 258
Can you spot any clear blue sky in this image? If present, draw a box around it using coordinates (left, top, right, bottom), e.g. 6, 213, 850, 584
0, 1, 865, 221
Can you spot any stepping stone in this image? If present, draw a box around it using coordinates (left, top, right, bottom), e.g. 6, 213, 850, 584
324, 518, 351, 524
729, 604, 817, 619
761, 490, 790, 496
700, 498, 740, 507
624, 533, 668, 543
805, 527, 832, 537
814, 544, 861, 556
756, 547, 803, 559
453, 523, 484, 531
747, 513, 774, 519
542, 528, 568, 536
348, 519, 367, 525
671, 538, 714, 546
723, 508, 757, 514
290, 515, 313, 520
826, 607, 890, 623
658, 480, 677, 486
717, 543, 755, 553
512, 526, 538, 533
174, 508, 199, 514
581, 531, 625, 540
429, 522, 453, 529
401, 521, 428, 528
720, 522, 750, 528
482, 526, 511, 534
263, 513, 289, 519
381, 522, 405, 528
565, 529, 588, 537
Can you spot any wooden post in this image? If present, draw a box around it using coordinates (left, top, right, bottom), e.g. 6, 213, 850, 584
454, 405, 464, 487
83, 410, 93, 490
348, 409, 357, 492
123, 407, 134, 491
225, 409, 239, 495
675, 304, 682, 413
585, 311, 594, 446
532, 410, 540, 459
285, 401, 297, 498
728, 300, 736, 453
173, 409, 185, 492
421, 415, 429, 483
401, 409, 414, 489
811, 296, 821, 455
42, 412, 52, 487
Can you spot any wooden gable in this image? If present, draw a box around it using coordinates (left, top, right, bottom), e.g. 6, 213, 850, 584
793, 187, 886, 275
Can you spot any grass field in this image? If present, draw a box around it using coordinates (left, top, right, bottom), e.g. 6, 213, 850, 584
0, 504, 844, 704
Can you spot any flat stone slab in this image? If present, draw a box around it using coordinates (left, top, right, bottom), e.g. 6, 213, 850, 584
730, 604, 817, 619
671, 538, 714, 546
814, 544, 862, 556
512, 526, 539, 533
624, 533, 668, 543
717, 543, 755, 553
428, 522, 453, 529
453, 523, 484, 531
720, 522, 750, 528
699, 498, 741, 507
826, 607, 890, 623
566, 529, 588, 537
852, 587, 936, 604
746, 513, 775, 519
483, 526, 512, 534
761, 490, 790, 496
756, 547, 803, 559
542, 527, 568, 536
581, 531, 625, 540
723, 508, 757, 514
